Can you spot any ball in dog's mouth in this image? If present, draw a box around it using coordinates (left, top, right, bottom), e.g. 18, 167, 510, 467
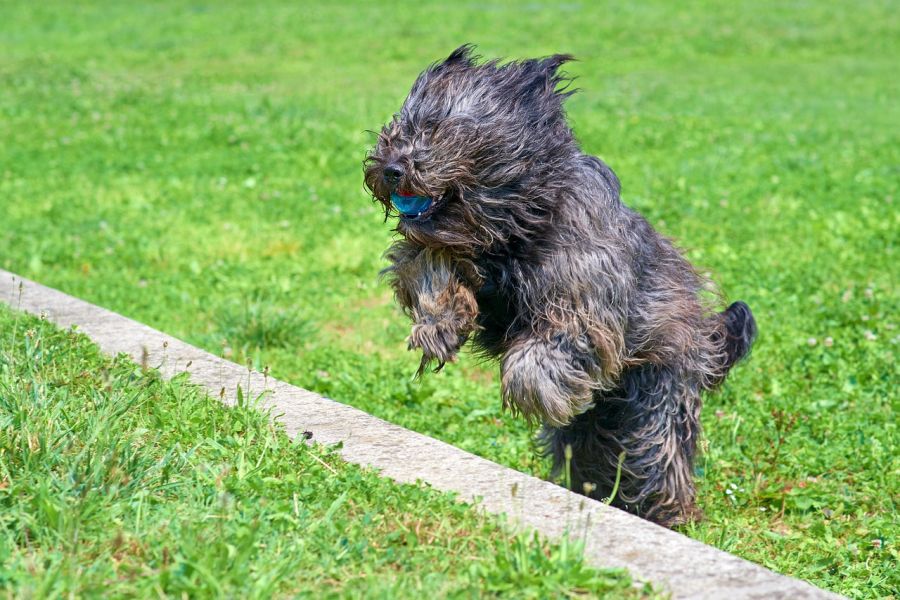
391, 190, 434, 219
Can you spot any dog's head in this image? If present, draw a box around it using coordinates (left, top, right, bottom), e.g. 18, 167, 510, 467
364, 45, 577, 253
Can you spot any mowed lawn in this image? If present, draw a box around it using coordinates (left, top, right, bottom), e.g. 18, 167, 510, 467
1, 1, 897, 598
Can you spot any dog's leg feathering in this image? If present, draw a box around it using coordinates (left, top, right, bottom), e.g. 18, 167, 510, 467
382, 242, 480, 375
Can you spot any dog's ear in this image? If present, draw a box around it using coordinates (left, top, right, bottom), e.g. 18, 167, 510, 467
536, 54, 576, 100
443, 44, 478, 66
540, 53, 575, 76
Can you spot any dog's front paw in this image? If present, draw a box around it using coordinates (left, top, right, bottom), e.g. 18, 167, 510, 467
408, 318, 467, 376
501, 337, 596, 427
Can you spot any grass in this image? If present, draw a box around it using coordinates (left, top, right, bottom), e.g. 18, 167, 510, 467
0, 304, 647, 598
0, 0, 897, 597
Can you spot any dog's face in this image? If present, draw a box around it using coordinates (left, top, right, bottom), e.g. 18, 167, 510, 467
364, 45, 576, 253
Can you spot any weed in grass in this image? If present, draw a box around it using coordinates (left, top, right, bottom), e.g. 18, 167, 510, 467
214, 298, 316, 355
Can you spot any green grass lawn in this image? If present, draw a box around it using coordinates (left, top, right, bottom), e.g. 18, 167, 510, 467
1, 1, 897, 597
0, 304, 646, 598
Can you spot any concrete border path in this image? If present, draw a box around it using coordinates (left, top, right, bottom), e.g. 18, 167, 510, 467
0, 270, 841, 599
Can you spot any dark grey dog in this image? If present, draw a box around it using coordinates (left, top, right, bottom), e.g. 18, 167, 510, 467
364, 45, 756, 527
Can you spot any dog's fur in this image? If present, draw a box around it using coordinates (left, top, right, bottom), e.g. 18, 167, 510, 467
364, 45, 757, 527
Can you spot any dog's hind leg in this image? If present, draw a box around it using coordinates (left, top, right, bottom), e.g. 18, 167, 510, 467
544, 363, 704, 527
540, 394, 623, 501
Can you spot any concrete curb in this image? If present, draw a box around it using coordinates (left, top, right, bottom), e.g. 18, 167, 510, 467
0, 270, 841, 599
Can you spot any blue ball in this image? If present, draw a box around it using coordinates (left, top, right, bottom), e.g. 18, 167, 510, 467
391, 192, 433, 217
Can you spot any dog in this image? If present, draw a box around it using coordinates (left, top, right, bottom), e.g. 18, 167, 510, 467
364, 45, 757, 527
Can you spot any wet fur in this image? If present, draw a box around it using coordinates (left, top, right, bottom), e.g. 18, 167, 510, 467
364, 45, 757, 527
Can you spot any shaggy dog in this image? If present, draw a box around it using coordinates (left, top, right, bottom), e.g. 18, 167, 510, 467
364, 45, 757, 527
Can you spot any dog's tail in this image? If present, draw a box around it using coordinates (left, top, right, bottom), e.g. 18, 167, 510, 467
704, 301, 757, 389
720, 301, 757, 369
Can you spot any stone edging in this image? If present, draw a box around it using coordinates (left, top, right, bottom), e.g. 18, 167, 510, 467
0, 270, 841, 599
